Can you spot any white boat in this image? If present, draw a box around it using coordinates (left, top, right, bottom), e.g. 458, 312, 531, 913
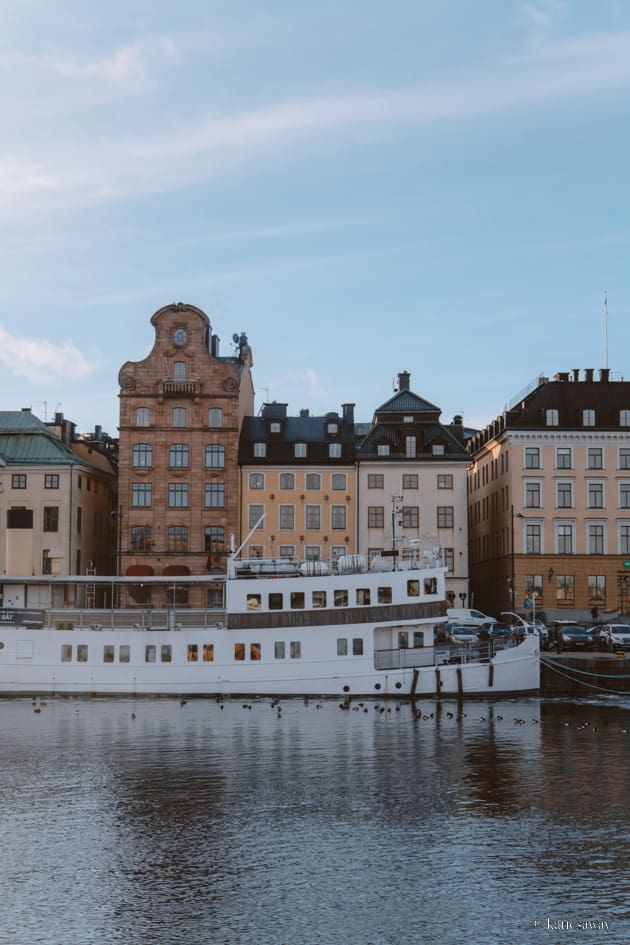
0, 552, 539, 698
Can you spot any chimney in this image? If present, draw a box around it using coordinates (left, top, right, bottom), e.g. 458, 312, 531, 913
299, 408, 310, 418
555, 372, 569, 382
397, 371, 411, 392
211, 334, 220, 356
585, 368, 594, 382
600, 368, 610, 382
342, 403, 355, 425
572, 369, 580, 382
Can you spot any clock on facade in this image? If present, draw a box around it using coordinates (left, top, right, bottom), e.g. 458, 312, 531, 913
173, 327, 188, 346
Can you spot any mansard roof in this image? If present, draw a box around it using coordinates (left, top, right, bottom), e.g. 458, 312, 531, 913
0, 411, 81, 466
373, 389, 441, 420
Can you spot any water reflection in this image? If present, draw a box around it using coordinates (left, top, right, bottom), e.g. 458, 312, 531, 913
1, 695, 629, 945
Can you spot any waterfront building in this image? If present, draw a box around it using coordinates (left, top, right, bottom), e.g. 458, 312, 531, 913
356, 372, 471, 607
467, 368, 630, 620
0, 409, 117, 599
117, 303, 254, 602
238, 402, 356, 562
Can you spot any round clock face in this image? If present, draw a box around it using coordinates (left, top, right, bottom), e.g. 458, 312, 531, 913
173, 328, 187, 346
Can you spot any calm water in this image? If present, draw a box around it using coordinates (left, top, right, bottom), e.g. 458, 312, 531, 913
1, 694, 630, 945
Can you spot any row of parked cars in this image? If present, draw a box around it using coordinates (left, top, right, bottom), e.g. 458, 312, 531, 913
443, 608, 630, 652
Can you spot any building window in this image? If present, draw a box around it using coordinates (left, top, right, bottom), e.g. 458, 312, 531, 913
556, 448, 572, 469
525, 447, 540, 469
525, 482, 541, 508
305, 545, 321, 561
444, 548, 454, 572
403, 474, 418, 489
132, 443, 152, 467
168, 483, 189, 508
583, 409, 596, 426
588, 576, 606, 601
11, 474, 26, 489
437, 506, 454, 528
556, 523, 574, 554
131, 525, 152, 551
172, 407, 187, 427
587, 482, 604, 508
205, 525, 225, 552
432, 444, 445, 456
248, 546, 264, 560
556, 482, 573, 508
377, 444, 390, 456
205, 445, 225, 468
331, 505, 346, 530
437, 474, 453, 489
327, 422, 338, 435
77, 507, 82, 535
44, 474, 59, 489
279, 505, 295, 529
305, 505, 321, 530
208, 408, 223, 428
368, 506, 384, 528
135, 407, 150, 427
546, 409, 559, 426
280, 473, 295, 489
587, 448, 603, 470
279, 544, 295, 558
329, 443, 342, 458
173, 361, 186, 380
620, 410, 630, 427
525, 524, 542, 554
131, 483, 152, 507
368, 474, 384, 489
43, 507, 59, 532
248, 505, 265, 529
588, 524, 605, 555
169, 444, 189, 468
619, 449, 630, 471
405, 436, 416, 458
294, 443, 307, 458
331, 474, 346, 491
620, 483, 630, 509
249, 473, 265, 490
556, 575, 575, 602
167, 526, 188, 552
305, 473, 321, 490
204, 483, 225, 508
252, 443, 265, 458
270, 422, 281, 434
42, 549, 52, 574
525, 574, 543, 598
402, 507, 419, 528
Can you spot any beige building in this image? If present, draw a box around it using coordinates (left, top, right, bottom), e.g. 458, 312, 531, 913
468, 369, 630, 620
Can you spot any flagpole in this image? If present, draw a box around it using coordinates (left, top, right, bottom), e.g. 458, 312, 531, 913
604, 290, 609, 370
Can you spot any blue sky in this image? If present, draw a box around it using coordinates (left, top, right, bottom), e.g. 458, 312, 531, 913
1, 0, 629, 436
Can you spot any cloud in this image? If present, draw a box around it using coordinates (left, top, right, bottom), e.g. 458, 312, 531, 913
0, 326, 95, 383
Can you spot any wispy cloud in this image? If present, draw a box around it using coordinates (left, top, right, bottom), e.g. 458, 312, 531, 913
0, 327, 95, 383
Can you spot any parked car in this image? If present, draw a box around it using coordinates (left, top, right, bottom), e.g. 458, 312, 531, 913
487, 624, 513, 640
555, 624, 595, 652
446, 608, 497, 628
597, 624, 630, 651
450, 626, 480, 644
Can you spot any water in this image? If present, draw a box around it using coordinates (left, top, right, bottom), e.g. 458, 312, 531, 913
1, 694, 629, 945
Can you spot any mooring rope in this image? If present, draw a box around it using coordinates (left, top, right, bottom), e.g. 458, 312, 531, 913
541, 657, 630, 694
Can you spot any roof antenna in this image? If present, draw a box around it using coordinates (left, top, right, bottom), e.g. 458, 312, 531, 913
604, 290, 609, 370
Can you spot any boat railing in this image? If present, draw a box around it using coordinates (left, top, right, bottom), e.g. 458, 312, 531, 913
375, 638, 517, 671
39, 608, 227, 631
232, 552, 441, 580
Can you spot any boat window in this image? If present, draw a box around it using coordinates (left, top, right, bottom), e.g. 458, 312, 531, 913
353, 638, 364, 656
187, 644, 198, 662
337, 638, 348, 656
290, 641, 301, 659
247, 594, 262, 610
407, 580, 420, 597
274, 641, 286, 659
250, 643, 261, 660
103, 645, 115, 663
356, 588, 371, 605
268, 593, 283, 610
290, 592, 305, 609
77, 645, 88, 663
424, 578, 438, 594
145, 645, 156, 663
234, 643, 245, 660
61, 644, 72, 663
161, 645, 172, 663
378, 587, 392, 604
312, 590, 327, 608
398, 631, 409, 649
413, 631, 425, 648
334, 590, 348, 607
119, 645, 130, 664
203, 643, 214, 662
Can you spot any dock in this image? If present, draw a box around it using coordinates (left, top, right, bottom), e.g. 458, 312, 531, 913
541, 651, 630, 695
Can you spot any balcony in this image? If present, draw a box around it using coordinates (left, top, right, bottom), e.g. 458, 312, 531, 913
161, 380, 199, 396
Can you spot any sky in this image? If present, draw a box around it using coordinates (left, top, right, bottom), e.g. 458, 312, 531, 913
1, 0, 630, 437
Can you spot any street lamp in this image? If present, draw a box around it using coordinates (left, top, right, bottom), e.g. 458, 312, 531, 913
510, 505, 523, 609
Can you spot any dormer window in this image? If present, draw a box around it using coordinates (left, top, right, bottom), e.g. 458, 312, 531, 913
546, 409, 559, 426
404, 416, 413, 423
270, 422, 281, 433
377, 444, 390, 456
432, 444, 445, 456
294, 443, 307, 458
620, 410, 630, 426
327, 422, 338, 435
253, 443, 266, 458
583, 409, 596, 427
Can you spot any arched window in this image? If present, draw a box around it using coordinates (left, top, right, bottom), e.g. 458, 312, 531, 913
132, 444, 153, 467
205, 445, 225, 468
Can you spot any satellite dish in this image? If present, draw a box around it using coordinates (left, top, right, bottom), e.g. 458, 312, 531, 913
232, 333, 240, 344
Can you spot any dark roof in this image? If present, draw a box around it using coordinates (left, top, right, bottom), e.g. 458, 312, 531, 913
373, 390, 441, 419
